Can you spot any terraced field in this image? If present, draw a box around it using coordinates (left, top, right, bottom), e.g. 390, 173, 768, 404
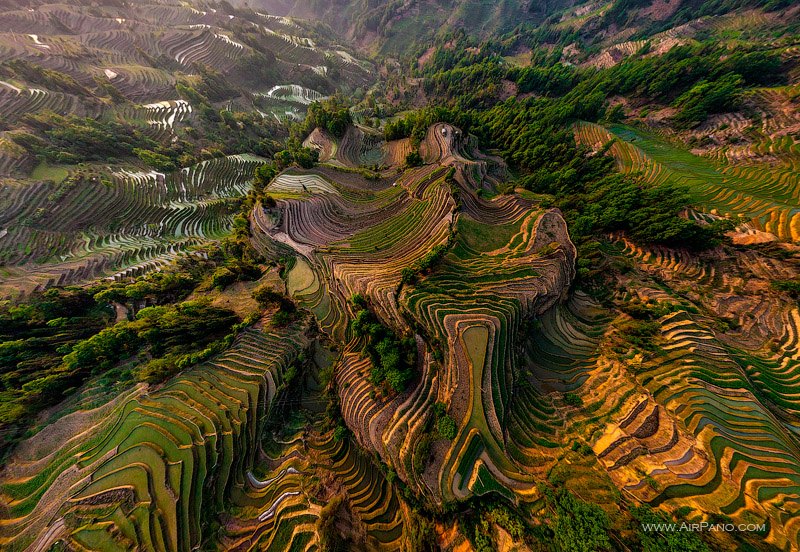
254, 85, 328, 122
0, 328, 308, 552
398, 208, 577, 501
251, 123, 580, 507
0, 0, 372, 100
614, 312, 800, 541
0, 0, 373, 163
302, 125, 406, 168
0, 285, 416, 552
574, 121, 800, 242
0, 0, 375, 298
217, 345, 412, 552
1, 1, 798, 547
0, 154, 265, 297
588, 232, 800, 549
243, 119, 800, 548
2, 99, 800, 550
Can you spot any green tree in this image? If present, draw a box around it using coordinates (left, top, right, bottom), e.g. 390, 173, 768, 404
405, 150, 423, 167
551, 490, 612, 552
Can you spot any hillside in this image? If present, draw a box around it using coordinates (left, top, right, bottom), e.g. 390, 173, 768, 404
2, 0, 800, 551
0, 0, 374, 297
243, 0, 796, 56
238, 0, 573, 55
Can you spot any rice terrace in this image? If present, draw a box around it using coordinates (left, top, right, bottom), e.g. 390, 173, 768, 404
1, 0, 800, 551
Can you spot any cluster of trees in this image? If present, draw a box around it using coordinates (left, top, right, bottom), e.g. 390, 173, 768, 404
576, 172, 734, 248
253, 285, 299, 327
176, 66, 286, 160
384, 114, 423, 142
1, 59, 90, 97
456, 484, 730, 551
548, 488, 612, 552
461, 499, 529, 552
673, 73, 744, 129
413, 399, 458, 476
405, 150, 423, 167
300, 98, 353, 138
12, 111, 170, 165
400, 243, 450, 285
185, 64, 238, 103
210, 258, 261, 288
773, 279, 800, 298
474, 98, 727, 251
412, 31, 489, 74
604, 0, 792, 35
510, 63, 579, 97
456, 483, 751, 551
629, 506, 710, 552
349, 294, 416, 392
418, 36, 785, 127
61, 301, 238, 386
94, 270, 197, 307
462, 491, 611, 552
594, 45, 784, 128
384, 108, 461, 143
0, 288, 110, 438
187, 103, 284, 160
252, 162, 278, 202
274, 146, 320, 169
433, 402, 457, 440
133, 147, 178, 172
0, 289, 237, 451
0, 224, 269, 452
405, 43, 761, 255
4, 280, 239, 445
231, 51, 280, 89
423, 62, 506, 110
249, 123, 320, 171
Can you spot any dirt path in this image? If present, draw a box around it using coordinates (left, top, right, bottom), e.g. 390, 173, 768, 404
112, 301, 128, 323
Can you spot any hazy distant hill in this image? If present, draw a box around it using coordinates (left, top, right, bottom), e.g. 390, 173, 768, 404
242, 0, 794, 55
239, 0, 570, 54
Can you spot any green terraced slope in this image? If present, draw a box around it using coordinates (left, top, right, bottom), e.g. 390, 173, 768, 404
576, 122, 800, 241
0, 327, 307, 552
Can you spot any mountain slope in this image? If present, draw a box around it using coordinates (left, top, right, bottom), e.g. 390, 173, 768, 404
2, 1, 800, 551
0, 0, 375, 297
244, 0, 795, 55
241, 0, 573, 54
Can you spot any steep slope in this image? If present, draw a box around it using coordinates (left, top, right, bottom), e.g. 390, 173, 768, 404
0, 325, 308, 551
3, 0, 800, 550
251, 122, 800, 549
0, 155, 265, 298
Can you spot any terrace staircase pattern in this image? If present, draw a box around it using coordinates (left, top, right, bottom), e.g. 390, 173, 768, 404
575, 119, 800, 243
0, 154, 265, 298
0, 328, 308, 552
252, 124, 579, 506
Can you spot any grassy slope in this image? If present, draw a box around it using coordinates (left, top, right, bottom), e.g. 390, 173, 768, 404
587, 123, 800, 240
